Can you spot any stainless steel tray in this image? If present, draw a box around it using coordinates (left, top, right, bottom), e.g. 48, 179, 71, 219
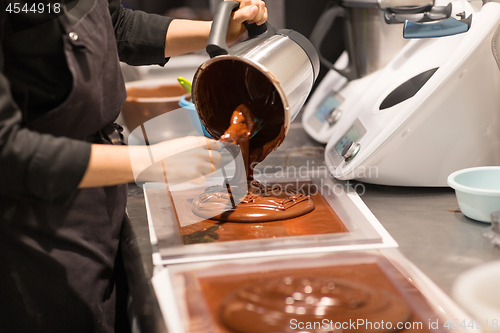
144, 169, 396, 265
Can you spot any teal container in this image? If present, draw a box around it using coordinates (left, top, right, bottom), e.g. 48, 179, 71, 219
448, 166, 500, 223
178, 95, 212, 138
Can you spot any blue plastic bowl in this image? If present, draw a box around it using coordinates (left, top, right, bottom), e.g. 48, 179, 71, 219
178, 94, 212, 138
447, 166, 500, 223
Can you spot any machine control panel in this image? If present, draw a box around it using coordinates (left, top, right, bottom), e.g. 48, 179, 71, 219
327, 109, 343, 126
328, 119, 367, 168
341, 141, 361, 162
307, 92, 345, 132
316, 94, 344, 125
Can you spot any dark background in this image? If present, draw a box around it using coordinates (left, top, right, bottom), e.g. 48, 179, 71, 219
122, 0, 345, 94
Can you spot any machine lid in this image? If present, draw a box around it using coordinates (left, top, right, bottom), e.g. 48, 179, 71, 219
341, 0, 432, 9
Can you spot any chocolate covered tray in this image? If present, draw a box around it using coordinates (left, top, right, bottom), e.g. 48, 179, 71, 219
177, 181, 347, 244
153, 250, 472, 333
144, 171, 396, 265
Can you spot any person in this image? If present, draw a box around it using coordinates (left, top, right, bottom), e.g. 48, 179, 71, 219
0, 0, 268, 332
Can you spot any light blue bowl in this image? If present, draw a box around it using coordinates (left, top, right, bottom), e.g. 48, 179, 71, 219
178, 94, 212, 138
447, 166, 500, 223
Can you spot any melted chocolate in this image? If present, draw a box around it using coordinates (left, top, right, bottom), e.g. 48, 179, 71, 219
194, 60, 286, 170
192, 180, 315, 222
192, 100, 314, 222
195, 259, 441, 333
218, 104, 256, 178
178, 181, 347, 243
220, 276, 411, 333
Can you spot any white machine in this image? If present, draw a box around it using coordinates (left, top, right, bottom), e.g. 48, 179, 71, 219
302, 59, 379, 143
302, 0, 450, 143
321, 1, 500, 186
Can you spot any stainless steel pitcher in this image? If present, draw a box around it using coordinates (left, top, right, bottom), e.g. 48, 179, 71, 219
192, 0, 320, 148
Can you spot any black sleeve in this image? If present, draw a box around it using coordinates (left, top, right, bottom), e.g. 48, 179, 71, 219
0, 13, 91, 203
108, 0, 174, 66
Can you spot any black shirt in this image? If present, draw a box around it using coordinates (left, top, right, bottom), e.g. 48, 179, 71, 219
0, 0, 173, 202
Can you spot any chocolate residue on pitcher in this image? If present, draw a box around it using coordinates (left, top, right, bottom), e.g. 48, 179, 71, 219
193, 60, 287, 177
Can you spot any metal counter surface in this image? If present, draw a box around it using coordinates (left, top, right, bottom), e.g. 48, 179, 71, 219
122, 125, 500, 333
354, 182, 500, 296
123, 184, 168, 333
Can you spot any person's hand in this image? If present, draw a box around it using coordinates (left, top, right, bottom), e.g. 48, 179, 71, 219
226, 0, 268, 43
134, 136, 222, 185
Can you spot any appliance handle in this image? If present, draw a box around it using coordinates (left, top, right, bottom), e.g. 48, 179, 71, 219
384, 3, 452, 24
206, 0, 269, 58
309, 3, 357, 80
403, 15, 472, 38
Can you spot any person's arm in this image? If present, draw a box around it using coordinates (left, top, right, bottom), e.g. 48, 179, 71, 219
108, 0, 267, 62
78, 136, 221, 188
108, 0, 173, 66
164, 0, 268, 57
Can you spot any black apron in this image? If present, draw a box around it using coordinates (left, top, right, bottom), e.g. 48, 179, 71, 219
0, 0, 129, 331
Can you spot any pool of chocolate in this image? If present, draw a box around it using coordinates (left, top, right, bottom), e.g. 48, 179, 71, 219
176, 181, 347, 245
184, 256, 444, 333
221, 276, 410, 333
191, 180, 315, 222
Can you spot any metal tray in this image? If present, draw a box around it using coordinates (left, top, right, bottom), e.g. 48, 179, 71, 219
144, 169, 396, 265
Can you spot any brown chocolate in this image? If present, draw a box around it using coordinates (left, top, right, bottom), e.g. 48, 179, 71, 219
194, 60, 286, 174
218, 105, 256, 178
192, 257, 443, 333
219, 104, 258, 143
192, 180, 315, 222
220, 276, 411, 333
192, 97, 314, 222
179, 181, 347, 244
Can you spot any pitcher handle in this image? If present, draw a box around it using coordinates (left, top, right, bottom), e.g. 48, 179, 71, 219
207, 0, 270, 58
309, 3, 358, 81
